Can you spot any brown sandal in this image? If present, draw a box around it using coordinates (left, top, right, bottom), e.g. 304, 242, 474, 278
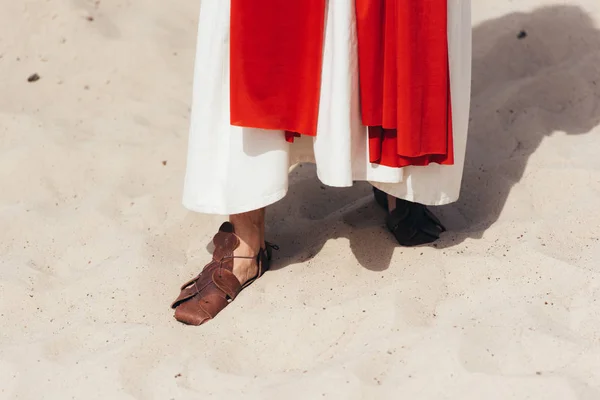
171, 222, 276, 326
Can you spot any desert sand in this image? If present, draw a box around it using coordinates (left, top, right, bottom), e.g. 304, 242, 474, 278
1, 0, 600, 399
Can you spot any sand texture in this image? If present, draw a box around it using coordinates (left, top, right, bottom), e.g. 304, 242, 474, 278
1, 0, 600, 399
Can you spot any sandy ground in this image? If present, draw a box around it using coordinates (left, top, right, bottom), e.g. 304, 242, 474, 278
1, 0, 600, 399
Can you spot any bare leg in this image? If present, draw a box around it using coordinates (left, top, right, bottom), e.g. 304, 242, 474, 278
229, 208, 265, 285
387, 194, 396, 213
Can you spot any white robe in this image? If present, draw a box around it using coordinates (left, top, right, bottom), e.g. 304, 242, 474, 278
183, 0, 472, 215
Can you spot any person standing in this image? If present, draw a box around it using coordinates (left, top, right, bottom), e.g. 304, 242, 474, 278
172, 0, 472, 325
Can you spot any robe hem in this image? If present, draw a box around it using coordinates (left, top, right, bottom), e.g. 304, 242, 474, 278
182, 188, 288, 216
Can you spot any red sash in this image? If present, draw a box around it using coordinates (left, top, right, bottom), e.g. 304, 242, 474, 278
230, 0, 453, 168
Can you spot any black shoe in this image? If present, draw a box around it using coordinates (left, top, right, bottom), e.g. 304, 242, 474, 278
373, 187, 446, 246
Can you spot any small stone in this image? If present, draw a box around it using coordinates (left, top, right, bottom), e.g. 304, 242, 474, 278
27, 73, 40, 82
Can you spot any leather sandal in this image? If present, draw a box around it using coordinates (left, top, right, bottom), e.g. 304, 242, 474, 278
373, 187, 446, 247
171, 222, 277, 326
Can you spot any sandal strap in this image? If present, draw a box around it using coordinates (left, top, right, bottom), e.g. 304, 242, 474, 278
171, 221, 278, 325
172, 253, 258, 307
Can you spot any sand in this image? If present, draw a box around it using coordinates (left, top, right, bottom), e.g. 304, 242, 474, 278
1, 0, 600, 399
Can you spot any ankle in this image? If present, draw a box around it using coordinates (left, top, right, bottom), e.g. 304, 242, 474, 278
235, 238, 260, 257
229, 215, 265, 252
387, 194, 396, 213
231, 250, 259, 285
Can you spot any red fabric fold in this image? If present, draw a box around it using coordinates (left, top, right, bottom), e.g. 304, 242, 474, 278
356, 0, 453, 167
229, 0, 453, 168
229, 0, 326, 136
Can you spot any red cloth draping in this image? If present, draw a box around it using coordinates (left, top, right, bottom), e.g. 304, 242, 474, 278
229, 0, 453, 168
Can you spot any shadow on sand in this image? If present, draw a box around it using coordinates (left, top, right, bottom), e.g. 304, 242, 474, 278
267, 5, 600, 271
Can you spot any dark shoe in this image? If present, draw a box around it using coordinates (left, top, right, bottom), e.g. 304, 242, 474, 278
373, 187, 446, 246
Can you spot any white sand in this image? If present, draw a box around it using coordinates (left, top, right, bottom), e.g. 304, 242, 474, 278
1, 0, 600, 399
